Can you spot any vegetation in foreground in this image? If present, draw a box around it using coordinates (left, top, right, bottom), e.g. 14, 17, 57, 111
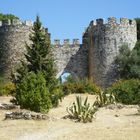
0, 15, 140, 122
106, 79, 140, 105
11, 16, 63, 113
67, 96, 98, 123
62, 76, 101, 95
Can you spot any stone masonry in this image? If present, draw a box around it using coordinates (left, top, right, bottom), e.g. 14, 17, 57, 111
83, 17, 137, 88
0, 17, 137, 88
0, 19, 32, 78
51, 40, 88, 78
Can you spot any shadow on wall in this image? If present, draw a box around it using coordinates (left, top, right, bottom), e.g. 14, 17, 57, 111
60, 46, 88, 78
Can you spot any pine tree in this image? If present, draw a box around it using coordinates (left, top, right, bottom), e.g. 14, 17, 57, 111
25, 16, 55, 85
12, 16, 63, 111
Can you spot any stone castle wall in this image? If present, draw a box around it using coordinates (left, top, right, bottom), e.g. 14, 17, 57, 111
0, 17, 137, 88
0, 19, 88, 79
83, 17, 137, 88
52, 39, 88, 78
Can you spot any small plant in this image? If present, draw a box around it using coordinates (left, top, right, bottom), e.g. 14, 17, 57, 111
94, 91, 116, 107
67, 96, 98, 123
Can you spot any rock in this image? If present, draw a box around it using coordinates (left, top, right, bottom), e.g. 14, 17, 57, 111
23, 112, 32, 120
0, 104, 5, 109
5, 112, 13, 119
0, 103, 19, 110
106, 104, 124, 110
5, 111, 49, 120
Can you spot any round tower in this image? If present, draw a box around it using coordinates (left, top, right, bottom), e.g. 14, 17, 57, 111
83, 17, 137, 88
0, 19, 33, 78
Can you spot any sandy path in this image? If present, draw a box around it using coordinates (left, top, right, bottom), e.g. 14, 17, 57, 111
0, 95, 140, 140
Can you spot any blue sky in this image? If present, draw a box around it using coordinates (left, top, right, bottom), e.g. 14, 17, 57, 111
0, 0, 140, 43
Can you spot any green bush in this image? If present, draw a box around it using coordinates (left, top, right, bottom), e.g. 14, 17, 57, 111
12, 71, 52, 113
107, 79, 140, 105
50, 81, 64, 107
0, 82, 15, 96
0, 13, 19, 20
0, 76, 15, 96
116, 43, 140, 79
62, 77, 101, 95
67, 96, 97, 123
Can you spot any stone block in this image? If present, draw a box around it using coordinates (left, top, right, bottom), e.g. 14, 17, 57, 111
54, 39, 60, 45
2, 19, 11, 26
64, 39, 70, 45
25, 20, 33, 26
73, 39, 79, 45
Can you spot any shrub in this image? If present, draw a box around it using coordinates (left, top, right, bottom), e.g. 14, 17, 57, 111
116, 43, 140, 79
12, 71, 52, 113
107, 79, 140, 105
62, 77, 101, 95
0, 13, 19, 20
0, 75, 15, 96
50, 82, 64, 107
1, 82, 15, 96
67, 96, 98, 123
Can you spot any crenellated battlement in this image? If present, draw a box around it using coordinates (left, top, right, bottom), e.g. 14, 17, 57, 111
0, 19, 33, 27
88, 17, 136, 27
53, 39, 80, 46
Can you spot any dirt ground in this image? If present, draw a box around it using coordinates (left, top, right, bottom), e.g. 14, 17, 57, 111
0, 94, 140, 140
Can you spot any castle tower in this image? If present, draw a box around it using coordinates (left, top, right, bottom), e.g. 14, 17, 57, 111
83, 17, 137, 88
0, 19, 33, 78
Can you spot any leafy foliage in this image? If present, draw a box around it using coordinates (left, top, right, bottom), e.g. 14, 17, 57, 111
67, 96, 97, 123
107, 79, 140, 105
49, 80, 64, 107
0, 75, 15, 96
0, 82, 15, 96
62, 76, 101, 95
116, 43, 140, 79
0, 13, 19, 20
13, 72, 52, 113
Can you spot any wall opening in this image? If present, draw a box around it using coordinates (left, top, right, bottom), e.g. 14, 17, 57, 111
59, 70, 78, 83
60, 72, 72, 83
